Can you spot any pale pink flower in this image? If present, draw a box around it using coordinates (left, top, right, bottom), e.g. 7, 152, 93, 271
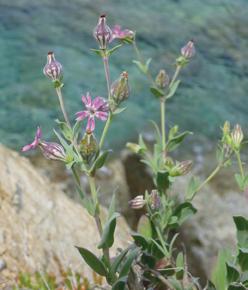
76, 92, 109, 133
22, 127, 42, 152
181, 40, 196, 59
111, 25, 134, 41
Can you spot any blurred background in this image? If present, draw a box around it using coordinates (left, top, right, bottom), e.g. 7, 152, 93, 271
0, 0, 248, 151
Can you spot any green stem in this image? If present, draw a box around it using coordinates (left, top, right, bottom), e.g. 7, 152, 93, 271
236, 151, 244, 178
196, 164, 221, 193
71, 165, 84, 199
155, 224, 169, 258
160, 99, 166, 155
55, 87, 71, 128
88, 175, 110, 262
99, 113, 112, 150
169, 65, 181, 89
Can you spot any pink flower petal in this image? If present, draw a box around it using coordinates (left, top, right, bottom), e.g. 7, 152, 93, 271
86, 116, 95, 133
75, 110, 90, 121
92, 96, 105, 110
95, 111, 108, 121
82, 92, 92, 108
22, 144, 33, 152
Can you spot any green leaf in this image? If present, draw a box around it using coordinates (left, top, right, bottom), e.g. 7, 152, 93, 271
54, 129, 70, 150
228, 283, 246, 290
55, 119, 73, 141
107, 44, 122, 56
119, 248, 139, 278
91, 48, 104, 57
211, 249, 230, 290
226, 262, 240, 284
112, 107, 126, 115
126, 142, 145, 155
112, 276, 128, 290
111, 248, 130, 275
76, 247, 108, 276
137, 215, 153, 239
150, 86, 165, 98
233, 216, 248, 248
133, 58, 151, 74
156, 171, 170, 192
238, 248, 248, 271
173, 202, 197, 226
107, 193, 116, 220
90, 150, 111, 174
166, 131, 193, 152
185, 176, 201, 201
167, 80, 180, 99
98, 213, 120, 249
176, 252, 184, 280
132, 233, 149, 250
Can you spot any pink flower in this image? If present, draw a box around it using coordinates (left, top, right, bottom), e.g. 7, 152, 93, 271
93, 15, 113, 49
22, 127, 42, 152
76, 93, 109, 133
111, 25, 134, 41
181, 40, 196, 59
39, 142, 66, 161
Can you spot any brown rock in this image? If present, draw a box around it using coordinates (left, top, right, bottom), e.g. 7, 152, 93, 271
0, 145, 130, 283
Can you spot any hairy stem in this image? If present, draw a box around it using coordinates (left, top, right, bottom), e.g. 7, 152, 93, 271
88, 175, 110, 262
55, 87, 71, 128
236, 151, 244, 178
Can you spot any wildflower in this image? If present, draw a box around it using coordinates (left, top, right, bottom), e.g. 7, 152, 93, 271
93, 15, 112, 49
150, 190, 161, 210
43, 51, 63, 81
155, 69, 170, 89
110, 71, 129, 110
22, 127, 42, 152
111, 25, 134, 42
39, 142, 66, 161
231, 124, 243, 149
76, 93, 109, 133
129, 195, 146, 209
171, 160, 193, 176
181, 40, 196, 59
80, 132, 98, 159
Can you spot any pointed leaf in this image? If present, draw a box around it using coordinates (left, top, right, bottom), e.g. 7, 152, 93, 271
233, 216, 248, 248
226, 262, 240, 284
98, 213, 120, 249
156, 171, 170, 192
238, 248, 248, 271
119, 248, 139, 278
173, 202, 197, 226
76, 247, 108, 276
150, 87, 165, 98
167, 131, 193, 152
167, 80, 180, 99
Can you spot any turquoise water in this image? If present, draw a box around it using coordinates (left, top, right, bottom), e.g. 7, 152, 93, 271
0, 0, 248, 150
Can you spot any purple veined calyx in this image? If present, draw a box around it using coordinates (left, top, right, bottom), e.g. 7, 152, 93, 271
93, 15, 113, 50
43, 51, 63, 81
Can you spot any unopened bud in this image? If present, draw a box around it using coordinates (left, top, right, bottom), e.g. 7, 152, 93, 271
155, 69, 170, 89
231, 124, 243, 149
223, 121, 230, 135
43, 52, 63, 81
39, 142, 66, 161
129, 195, 146, 209
181, 40, 195, 59
93, 15, 112, 49
110, 71, 129, 110
150, 190, 161, 210
171, 160, 193, 177
80, 132, 98, 159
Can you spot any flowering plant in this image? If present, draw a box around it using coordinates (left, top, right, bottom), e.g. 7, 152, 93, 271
22, 15, 248, 290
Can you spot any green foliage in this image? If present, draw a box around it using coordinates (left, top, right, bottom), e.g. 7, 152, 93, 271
98, 213, 119, 249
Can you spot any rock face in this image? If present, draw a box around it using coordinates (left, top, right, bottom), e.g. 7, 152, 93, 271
0, 145, 130, 284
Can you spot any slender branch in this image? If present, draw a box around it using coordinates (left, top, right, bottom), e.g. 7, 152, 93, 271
195, 164, 221, 193
169, 65, 181, 89
102, 55, 111, 99
154, 222, 169, 258
160, 99, 166, 155
148, 269, 173, 289
99, 113, 112, 150
55, 87, 71, 128
236, 151, 244, 178
88, 175, 110, 262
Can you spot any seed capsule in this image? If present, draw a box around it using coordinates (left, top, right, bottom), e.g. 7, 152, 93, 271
43, 51, 63, 81
155, 69, 170, 89
93, 15, 112, 49
129, 195, 146, 209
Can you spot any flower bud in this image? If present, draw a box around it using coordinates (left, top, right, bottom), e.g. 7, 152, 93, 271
181, 40, 195, 59
171, 160, 193, 177
150, 190, 161, 210
110, 71, 129, 110
43, 51, 63, 81
93, 15, 112, 49
231, 124, 243, 149
80, 132, 98, 159
39, 142, 66, 161
155, 69, 170, 89
223, 121, 230, 136
129, 195, 146, 210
